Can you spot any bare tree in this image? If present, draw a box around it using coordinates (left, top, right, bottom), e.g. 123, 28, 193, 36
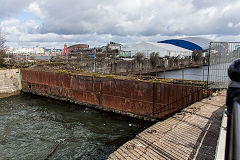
192, 50, 203, 62
134, 52, 145, 77
0, 50, 6, 67
0, 27, 5, 50
134, 52, 144, 64
0, 27, 6, 67
150, 52, 159, 68
134, 52, 144, 70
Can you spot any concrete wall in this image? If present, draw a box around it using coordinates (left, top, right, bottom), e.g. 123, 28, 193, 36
21, 69, 208, 120
82, 58, 205, 75
0, 69, 22, 94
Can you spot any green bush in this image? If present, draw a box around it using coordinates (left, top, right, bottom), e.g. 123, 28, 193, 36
130, 77, 138, 81
57, 69, 70, 74
106, 75, 115, 78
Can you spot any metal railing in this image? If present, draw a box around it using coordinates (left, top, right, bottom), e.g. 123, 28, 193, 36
226, 99, 240, 159
208, 42, 240, 89
225, 59, 240, 160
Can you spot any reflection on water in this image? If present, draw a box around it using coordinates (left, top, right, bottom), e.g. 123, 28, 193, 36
155, 63, 230, 82
157, 66, 209, 81
0, 93, 146, 160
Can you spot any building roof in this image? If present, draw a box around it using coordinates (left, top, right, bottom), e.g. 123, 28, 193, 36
148, 42, 193, 52
123, 42, 192, 52
180, 37, 212, 50
158, 37, 213, 51
122, 42, 192, 58
68, 44, 89, 50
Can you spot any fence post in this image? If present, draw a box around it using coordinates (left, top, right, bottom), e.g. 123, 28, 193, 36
207, 42, 212, 89
152, 83, 156, 117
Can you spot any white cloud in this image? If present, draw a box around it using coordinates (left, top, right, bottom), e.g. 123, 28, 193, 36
0, 0, 33, 19
33, 0, 240, 36
25, 2, 45, 19
1, 0, 240, 48
228, 22, 234, 28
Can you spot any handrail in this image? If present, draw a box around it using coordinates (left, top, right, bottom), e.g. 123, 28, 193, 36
226, 98, 240, 160
225, 58, 240, 160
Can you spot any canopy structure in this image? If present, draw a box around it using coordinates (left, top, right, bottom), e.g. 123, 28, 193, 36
121, 42, 192, 58
159, 37, 213, 51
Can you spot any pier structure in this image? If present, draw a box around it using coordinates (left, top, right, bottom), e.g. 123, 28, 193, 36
108, 90, 226, 160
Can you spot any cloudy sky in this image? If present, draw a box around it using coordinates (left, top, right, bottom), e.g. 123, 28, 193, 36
1, 0, 240, 49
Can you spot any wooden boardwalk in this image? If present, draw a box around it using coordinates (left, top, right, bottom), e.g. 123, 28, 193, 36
108, 90, 226, 160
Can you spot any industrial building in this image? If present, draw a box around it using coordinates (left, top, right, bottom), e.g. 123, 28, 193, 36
107, 42, 122, 51
120, 42, 193, 58
61, 44, 90, 56
6, 47, 45, 55
68, 44, 89, 53
158, 37, 212, 51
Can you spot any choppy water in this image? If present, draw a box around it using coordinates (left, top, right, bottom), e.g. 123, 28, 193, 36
0, 93, 146, 160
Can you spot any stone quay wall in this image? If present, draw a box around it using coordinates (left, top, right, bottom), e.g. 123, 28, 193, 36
0, 69, 22, 94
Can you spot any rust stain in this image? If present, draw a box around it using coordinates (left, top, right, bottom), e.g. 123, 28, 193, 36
21, 69, 210, 120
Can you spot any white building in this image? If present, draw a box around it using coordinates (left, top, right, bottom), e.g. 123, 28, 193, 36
121, 42, 192, 59
10, 47, 45, 55
107, 42, 122, 51
33, 47, 45, 55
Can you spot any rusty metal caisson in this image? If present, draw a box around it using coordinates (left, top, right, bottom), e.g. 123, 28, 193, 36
21, 69, 210, 120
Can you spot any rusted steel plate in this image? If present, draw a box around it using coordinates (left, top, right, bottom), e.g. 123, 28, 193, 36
101, 78, 153, 102
62, 74, 72, 89
20, 69, 209, 119
72, 90, 99, 106
102, 94, 153, 116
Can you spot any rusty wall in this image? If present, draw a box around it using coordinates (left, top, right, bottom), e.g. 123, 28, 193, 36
21, 69, 208, 120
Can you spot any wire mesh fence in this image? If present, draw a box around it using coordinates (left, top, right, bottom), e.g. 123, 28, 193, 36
155, 66, 208, 81
151, 42, 240, 89
207, 42, 240, 89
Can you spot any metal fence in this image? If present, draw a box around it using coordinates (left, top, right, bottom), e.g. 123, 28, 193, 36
155, 66, 208, 81
207, 42, 240, 89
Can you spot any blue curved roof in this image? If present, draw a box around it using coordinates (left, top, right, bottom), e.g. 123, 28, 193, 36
158, 39, 203, 51
158, 37, 213, 51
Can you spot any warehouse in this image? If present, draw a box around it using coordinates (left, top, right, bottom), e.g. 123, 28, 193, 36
120, 42, 192, 58
158, 37, 212, 51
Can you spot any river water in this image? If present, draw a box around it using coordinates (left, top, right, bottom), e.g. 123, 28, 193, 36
156, 66, 209, 81
150, 63, 229, 82
0, 93, 146, 160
